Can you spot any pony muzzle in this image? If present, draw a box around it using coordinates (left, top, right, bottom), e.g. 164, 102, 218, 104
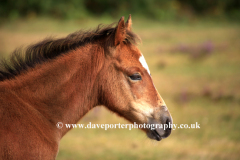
147, 110, 173, 141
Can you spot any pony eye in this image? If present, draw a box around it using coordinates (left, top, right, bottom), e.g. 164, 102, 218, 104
129, 73, 142, 81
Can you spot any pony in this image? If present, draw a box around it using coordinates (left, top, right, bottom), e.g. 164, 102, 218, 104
0, 15, 172, 159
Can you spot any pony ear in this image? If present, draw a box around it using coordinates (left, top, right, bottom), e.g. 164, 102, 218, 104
125, 14, 132, 30
114, 16, 126, 46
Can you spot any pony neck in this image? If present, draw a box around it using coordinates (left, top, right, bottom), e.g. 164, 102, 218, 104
4, 43, 105, 136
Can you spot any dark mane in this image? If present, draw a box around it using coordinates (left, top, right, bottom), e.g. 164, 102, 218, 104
0, 24, 140, 81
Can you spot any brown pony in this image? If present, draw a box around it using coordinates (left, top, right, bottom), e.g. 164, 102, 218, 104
0, 15, 172, 159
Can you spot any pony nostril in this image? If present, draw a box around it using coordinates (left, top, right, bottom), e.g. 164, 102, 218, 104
165, 117, 172, 131
161, 105, 168, 112
162, 116, 172, 138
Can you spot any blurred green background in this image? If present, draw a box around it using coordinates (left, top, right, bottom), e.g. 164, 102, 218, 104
1, 0, 240, 21
0, 1, 240, 160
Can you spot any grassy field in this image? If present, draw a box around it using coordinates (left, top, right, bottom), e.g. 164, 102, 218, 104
0, 18, 239, 160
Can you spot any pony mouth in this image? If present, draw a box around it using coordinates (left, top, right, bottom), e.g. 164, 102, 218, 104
149, 129, 162, 141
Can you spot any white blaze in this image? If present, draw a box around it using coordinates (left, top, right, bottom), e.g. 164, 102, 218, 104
139, 54, 169, 112
139, 54, 150, 75
138, 54, 172, 122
